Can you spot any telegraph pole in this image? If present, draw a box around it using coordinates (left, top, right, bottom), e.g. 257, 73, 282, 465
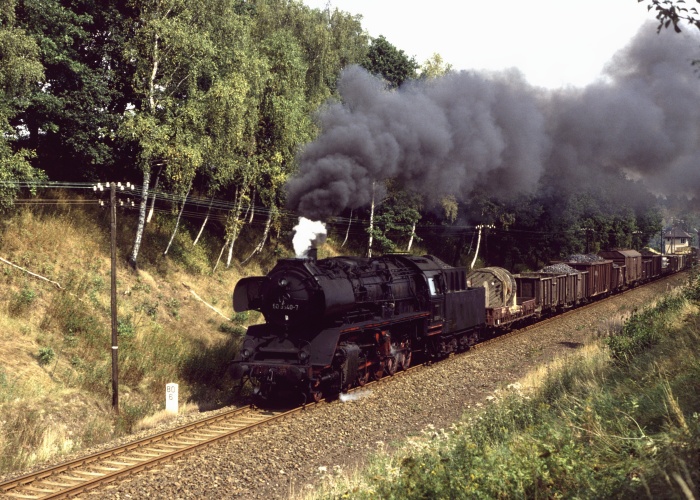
110, 182, 119, 414
94, 181, 134, 414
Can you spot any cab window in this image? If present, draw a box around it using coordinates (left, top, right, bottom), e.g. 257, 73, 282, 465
428, 277, 437, 296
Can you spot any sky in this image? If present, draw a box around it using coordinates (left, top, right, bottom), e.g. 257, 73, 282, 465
300, 0, 660, 89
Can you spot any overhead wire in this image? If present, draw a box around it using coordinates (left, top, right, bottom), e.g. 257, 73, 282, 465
3, 180, 591, 242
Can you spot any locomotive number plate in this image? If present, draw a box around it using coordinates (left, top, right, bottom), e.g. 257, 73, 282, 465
272, 303, 299, 311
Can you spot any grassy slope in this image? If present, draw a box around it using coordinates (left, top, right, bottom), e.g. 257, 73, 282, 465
0, 198, 291, 472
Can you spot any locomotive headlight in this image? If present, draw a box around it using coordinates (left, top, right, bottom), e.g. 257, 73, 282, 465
241, 348, 252, 359
299, 350, 309, 362
278, 278, 288, 287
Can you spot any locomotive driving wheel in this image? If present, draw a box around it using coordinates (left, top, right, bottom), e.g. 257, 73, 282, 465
385, 355, 397, 376
308, 381, 323, 403
357, 366, 370, 386
400, 350, 412, 370
372, 361, 384, 381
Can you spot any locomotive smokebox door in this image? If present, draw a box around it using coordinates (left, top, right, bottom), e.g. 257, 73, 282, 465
233, 276, 268, 312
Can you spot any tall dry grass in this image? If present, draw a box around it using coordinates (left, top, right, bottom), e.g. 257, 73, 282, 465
0, 202, 271, 473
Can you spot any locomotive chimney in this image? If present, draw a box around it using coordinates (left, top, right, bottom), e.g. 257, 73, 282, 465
307, 247, 318, 262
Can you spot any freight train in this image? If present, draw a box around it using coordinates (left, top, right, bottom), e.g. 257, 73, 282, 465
230, 249, 693, 403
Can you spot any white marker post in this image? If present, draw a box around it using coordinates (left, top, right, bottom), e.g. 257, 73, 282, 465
166, 383, 179, 414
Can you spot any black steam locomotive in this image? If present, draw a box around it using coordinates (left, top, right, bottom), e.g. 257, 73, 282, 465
231, 253, 485, 402
231, 249, 693, 402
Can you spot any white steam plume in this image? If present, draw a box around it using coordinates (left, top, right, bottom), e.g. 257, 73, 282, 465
292, 217, 327, 257
339, 389, 372, 402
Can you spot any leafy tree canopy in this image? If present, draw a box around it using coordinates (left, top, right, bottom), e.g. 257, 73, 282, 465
362, 35, 418, 89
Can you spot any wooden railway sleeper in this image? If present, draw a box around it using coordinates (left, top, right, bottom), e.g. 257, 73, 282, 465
5, 492, 42, 499
90, 465, 121, 472
41, 479, 84, 487
15, 485, 56, 494
168, 439, 200, 446
128, 452, 160, 459
149, 443, 185, 450
72, 470, 106, 477
103, 459, 139, 467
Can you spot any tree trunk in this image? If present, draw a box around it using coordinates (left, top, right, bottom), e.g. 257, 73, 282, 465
225, 236, 235, 268
225, 190, 247, 268
248, 188, 255, 223
128, 169, 151, 269
128, 27, 160, 269
241, 207, 273, 265
470, 225, 483, 270
342, 209, 353, 247
406, 220, 416, 252
367, 182, 375, 258
163, 186, 190, 255
213, 238, 229, 272
193, 197, 214, 246
146, 169, 161, 224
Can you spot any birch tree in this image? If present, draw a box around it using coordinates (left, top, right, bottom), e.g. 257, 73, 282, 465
120, 0, 214, 268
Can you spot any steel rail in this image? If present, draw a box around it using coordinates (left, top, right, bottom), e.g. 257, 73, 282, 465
0, 404, 310, 499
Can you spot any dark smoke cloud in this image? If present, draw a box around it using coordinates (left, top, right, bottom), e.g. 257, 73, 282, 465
286, 22, 700, 220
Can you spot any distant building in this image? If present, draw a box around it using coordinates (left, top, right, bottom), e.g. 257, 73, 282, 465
663, 227, 693, 254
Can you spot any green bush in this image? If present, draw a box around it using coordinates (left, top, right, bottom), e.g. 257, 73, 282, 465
232, 311, 249, 324
117, 316, 135, 339
182, 336, 241, 387
218, 322, 245, 336
8, 286, 36, 316
606, 293, 685, 361
37, 346, 55, 366
114, 399, 154, 435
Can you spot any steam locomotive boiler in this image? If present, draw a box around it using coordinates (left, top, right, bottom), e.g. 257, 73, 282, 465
231, 254, 486, 402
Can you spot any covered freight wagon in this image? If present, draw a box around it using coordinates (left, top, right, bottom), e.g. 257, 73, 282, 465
598, 250, 642, 286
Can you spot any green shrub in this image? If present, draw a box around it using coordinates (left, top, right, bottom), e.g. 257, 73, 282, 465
114, 399, 154, 435
218, 322, 245, 336
117, 316, 135, 339
606, 293, 685, 361
232, 311, 249, 324
37, 346, 55, 366
181, 336, 241, 387
8, 286, 36, 316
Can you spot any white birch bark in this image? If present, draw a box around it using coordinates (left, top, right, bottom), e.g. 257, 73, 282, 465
406, 221, 416, 252
193, 197, 214, 246
163, 186, 190, 255
470, 225, 483, 270
225, 191, 246, 268
241, 207, 273, 265
146, 170, 160, 223
128, 169, 151, 268
213, 238, 229, 272
342, 209, 353, 247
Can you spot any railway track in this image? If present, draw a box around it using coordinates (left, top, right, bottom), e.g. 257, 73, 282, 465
0, 273, 686, 499
0, 369, 416, 500
0, 406, 296, 499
